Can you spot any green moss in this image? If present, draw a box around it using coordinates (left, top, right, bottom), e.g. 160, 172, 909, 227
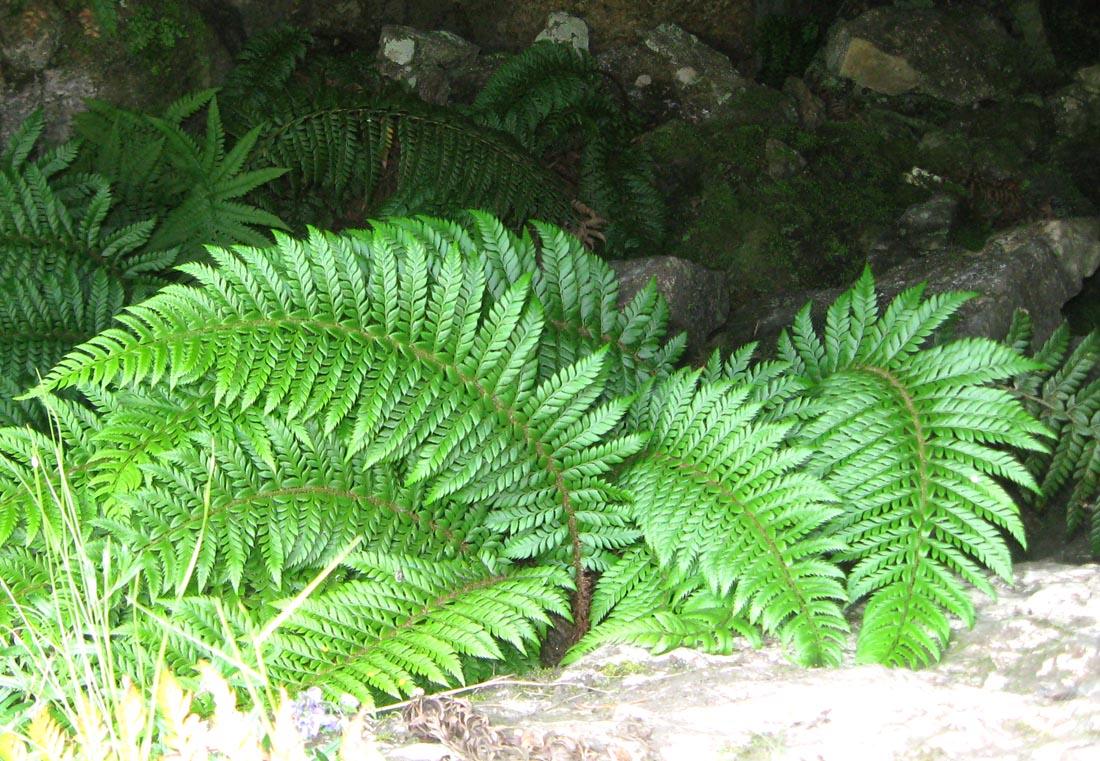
598, 660, 655, 678
645, 112, 924, 300
119, 0, 209, 80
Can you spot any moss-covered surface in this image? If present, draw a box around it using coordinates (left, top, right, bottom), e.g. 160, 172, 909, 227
644, 107, 924, 301
55, 0, 223, 115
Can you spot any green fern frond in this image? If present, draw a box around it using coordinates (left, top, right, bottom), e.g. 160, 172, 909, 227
220, 24, 314, 135
145, 98, 288, 256
73, 94, 288, 261
470, 41, 609, 155
252, 102, 575, 232
784, 269, 1050, 667
0, 110, 46, 170
566, 546, 762, 663
388, 213, 683, 398
30, 221, 646, 627
617, 367, 849, 667
1005, 310, 1100, 555
1, 115, 180, 426
267, 552, 571, 699
578, 135, 666, 253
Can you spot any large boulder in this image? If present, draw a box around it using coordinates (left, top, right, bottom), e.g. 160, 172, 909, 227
726, 217, 1100, 354
824, 6, 1026, 105
372, 562, 1100, 759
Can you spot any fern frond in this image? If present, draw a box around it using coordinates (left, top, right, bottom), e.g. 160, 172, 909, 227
389, 213, 683, 398
1005, 310, 1100, 555
267, 552, 571, 699
0, 110, 46, 171
786, 270, 1050, 667
31, 221, 649, 636
617, 367, 849, 666
1, 115, 179, 426
470, 41, 606, 154
220, 24, 314, 135
567, 548, 761, 663
253, 103, 575, 232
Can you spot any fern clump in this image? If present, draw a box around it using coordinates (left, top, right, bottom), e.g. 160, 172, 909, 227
0, 210, 1051, 712
0, 113, 177, 429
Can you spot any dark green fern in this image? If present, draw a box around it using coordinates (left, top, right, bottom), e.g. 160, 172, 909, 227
0, 112, 176, 428
1005, 310, 1100, 555
73, 91, 289, 261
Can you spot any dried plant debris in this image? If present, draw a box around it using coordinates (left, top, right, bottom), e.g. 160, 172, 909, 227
400, 693, 625, 760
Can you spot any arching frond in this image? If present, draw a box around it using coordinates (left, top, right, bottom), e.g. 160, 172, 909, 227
616, 367, 849, 667
783, 268, 1050, 667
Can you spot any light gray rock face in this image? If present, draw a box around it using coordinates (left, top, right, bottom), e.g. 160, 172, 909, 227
374, 562, 1100, 760
534, 12, 589, 52
824, 6, 1024, 105
727, 217, 1100, 354
611, 256, 729, 356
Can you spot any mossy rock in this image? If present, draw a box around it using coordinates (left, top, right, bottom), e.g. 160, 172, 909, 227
644, 112, 923, 302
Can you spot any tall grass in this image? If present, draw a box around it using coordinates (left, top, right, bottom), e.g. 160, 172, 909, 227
0, 439, 379, 760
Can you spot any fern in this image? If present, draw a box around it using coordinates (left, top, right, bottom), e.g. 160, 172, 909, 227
266, 552, 571, 698
1, 206, 1055, 704
15, 219, 656, 697
781, 269, 1049, 667
566, 546, 762, 663
216, 30, 663, 253
613, 367, 849, 666
470, 40, 614, 157
73, 92, 288, 261
0, 112, 177, 428
1005, 310, 1100, 555
470, 40, 666, 252
250, 101, 576, 232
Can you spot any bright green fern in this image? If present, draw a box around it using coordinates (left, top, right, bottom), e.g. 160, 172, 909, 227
1, 215, 1054, 709
780, 270, 1050, 666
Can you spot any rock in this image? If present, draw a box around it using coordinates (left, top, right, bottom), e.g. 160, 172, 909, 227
0, 0, 64, 73
936, 562, 1100, 701
1049, 64, 1100, 140
638, 23, 753, 123
1, 4, 233, 148
726, 217, 1100, 353
451, 0, 755, 63
610, 256, 729, 355
764, 137, 805, 180
868, 193, 960, 271
373, 562, 1100, 760
598, 23, 796, 126
534, 12, 589, 52
1, 67, 95, 147
824, 6, 1024, 105
782, 75, 825, 129
376, 26, 480, 105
